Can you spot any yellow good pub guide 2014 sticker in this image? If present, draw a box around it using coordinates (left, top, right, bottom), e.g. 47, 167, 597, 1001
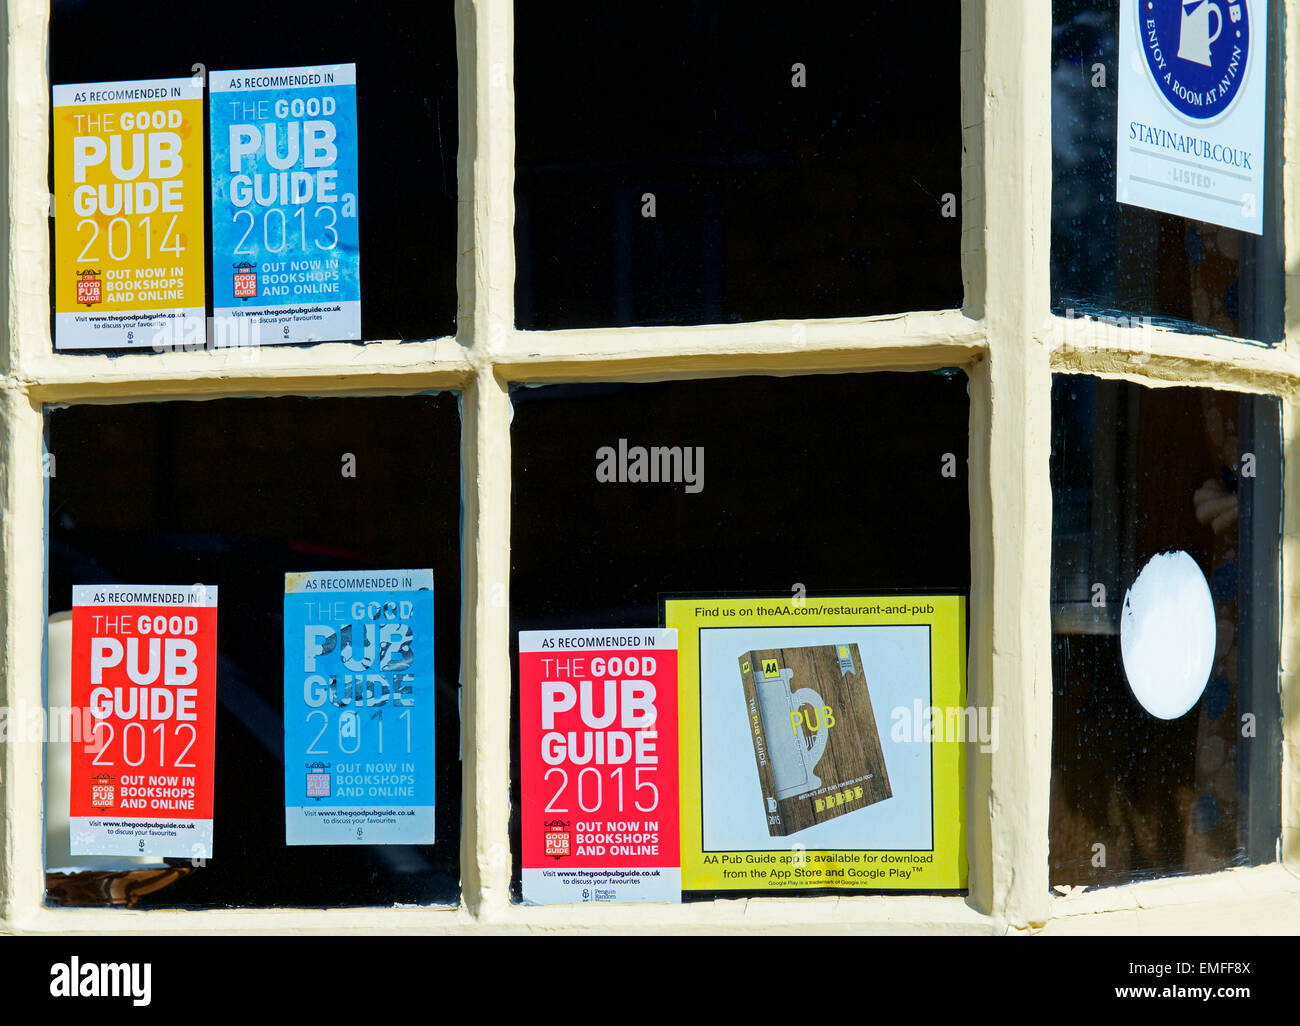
665, 595, 968, 893
53, 78, 206, 351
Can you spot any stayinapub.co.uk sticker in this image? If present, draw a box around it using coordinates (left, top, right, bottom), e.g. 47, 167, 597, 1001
1116, 0, 1267, 234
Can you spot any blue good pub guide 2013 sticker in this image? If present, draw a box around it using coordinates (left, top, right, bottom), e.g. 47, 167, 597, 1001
210, 64, 360, 346
1140, 0, 1251, 120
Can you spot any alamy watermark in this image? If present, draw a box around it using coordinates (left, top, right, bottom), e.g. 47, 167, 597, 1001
1060, 307, 1154, 365
890, 700, 999, 754
596, 439, 704, 494
149, 313, 264, 355
0, 701, 101, 747
50, 958, 151, 1006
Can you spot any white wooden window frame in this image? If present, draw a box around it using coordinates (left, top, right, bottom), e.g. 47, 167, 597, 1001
0, 0, 1297, 934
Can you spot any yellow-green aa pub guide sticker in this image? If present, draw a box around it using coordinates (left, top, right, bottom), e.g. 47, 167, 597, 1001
665, 595, 968, 892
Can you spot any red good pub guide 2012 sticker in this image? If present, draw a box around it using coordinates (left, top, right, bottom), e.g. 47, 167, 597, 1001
69, 584, 218, 859
519, 629, 679, 904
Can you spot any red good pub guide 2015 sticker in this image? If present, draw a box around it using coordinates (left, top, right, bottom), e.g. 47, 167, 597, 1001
70, 585, 218, 859
519, 629, 679, 904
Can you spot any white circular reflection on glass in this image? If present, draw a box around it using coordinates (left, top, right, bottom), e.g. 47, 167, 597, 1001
1119, 550, 1216, 720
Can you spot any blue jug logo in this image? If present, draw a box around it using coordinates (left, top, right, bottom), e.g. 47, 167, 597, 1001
1139, 0, 1251, 120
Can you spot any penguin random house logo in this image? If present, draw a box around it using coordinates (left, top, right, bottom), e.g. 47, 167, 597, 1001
75, 268, 102, 306
49, 958, 152, 1006
1139, 0, 1251, 121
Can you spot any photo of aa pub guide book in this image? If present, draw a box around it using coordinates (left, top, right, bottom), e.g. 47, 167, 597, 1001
739, 643, 890, 836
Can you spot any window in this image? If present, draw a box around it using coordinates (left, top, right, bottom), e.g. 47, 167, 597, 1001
49, 0, 459, 348
1049, 378, 1281, 888
508, 373, 971, 900
0, 0, 1295, 935
515, 2, 963, 328
1051, 0, 1285, 343
44, 396, 462, 908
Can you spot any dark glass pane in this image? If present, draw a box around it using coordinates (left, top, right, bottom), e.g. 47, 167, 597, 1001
508, 372, 971, 898
515, 3, 963, 329
1050, 376, 1281, 888
45, 395, 462, 907
1051, 0, 1284, 342
50, 0, 458, 346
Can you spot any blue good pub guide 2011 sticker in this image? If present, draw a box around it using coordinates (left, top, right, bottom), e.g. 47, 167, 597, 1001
283, 569, 435, 846
1140, 0, 1250, 121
